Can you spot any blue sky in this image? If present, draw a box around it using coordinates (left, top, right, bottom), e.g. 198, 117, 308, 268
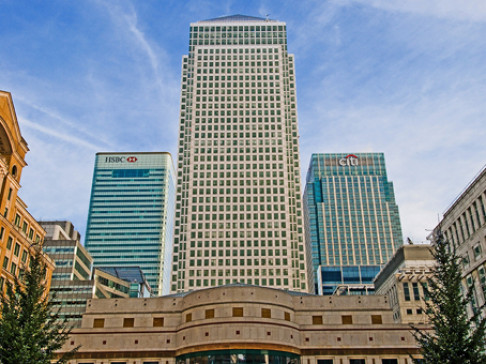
1, 0, 485, 244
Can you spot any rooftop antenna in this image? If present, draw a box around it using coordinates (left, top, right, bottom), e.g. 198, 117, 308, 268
265, 14, 270, 21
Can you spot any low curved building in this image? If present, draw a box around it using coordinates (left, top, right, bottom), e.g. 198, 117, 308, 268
58, 285, 423, 364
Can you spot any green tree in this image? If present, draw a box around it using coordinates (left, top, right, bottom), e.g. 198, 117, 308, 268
412, 230, 486, 363
0, 251, 78, 364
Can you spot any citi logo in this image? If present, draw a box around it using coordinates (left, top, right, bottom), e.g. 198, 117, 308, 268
339, 154, 359, 167
126, 156, 138, 163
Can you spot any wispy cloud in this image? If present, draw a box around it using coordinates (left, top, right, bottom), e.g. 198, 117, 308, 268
101, 2, 168, 96
1, 0, 485, 246
15, 95, 115, 149
290, 0, 486, 242
347, 0, 486, 22
20, 118, 105, 151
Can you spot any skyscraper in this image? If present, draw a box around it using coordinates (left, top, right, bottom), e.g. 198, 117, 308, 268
85, 152, 175, 296
304, 153, 403, 295
171, 15, 311, 293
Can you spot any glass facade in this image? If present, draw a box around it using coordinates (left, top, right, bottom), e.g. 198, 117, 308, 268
171, 15, 311, 293
304, 153, 403, 294
177, 349, 299, 364
85, 152, 175, 296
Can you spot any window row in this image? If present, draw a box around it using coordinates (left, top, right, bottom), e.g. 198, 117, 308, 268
185, 258, 289, 267
192, 109, 282, 117
403, 282, 429, 302
444, 192, 486, 247
189, 229, 288, 239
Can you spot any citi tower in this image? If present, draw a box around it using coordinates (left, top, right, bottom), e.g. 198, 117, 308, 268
171, 15, 312, 293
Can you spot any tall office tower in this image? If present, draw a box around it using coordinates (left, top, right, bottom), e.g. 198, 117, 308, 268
171, 15, 311, 293
85, 152, 175, 296
304, 153, 403, 295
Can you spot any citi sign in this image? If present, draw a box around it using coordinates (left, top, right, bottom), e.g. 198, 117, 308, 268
339, 154, 359, 167
105, 156, 138, 163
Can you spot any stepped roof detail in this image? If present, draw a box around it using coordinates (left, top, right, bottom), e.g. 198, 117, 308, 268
199, 14, 275, 23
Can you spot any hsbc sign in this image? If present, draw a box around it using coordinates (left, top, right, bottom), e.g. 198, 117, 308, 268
104, 156, 138, 163
339, 154, 359, 167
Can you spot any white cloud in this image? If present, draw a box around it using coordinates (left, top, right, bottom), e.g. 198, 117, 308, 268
15, 96, 115, 149
21, 118, 105, 151
346, 0, 486, 22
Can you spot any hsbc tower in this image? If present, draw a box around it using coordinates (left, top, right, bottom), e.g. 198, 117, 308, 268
85, 152, 175, 296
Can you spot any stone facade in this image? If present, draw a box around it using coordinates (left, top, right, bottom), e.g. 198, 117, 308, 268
374, 244, 435, 324
57, 285, 423, 364
432, 165, 486, 317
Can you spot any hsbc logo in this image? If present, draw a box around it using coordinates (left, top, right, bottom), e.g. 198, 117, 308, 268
339, 154, 359, 167
105, 156, 138, 163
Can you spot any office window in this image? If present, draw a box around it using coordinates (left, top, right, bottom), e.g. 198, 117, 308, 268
342, 315, 353, 324
317, 361, 333, 364
93, 319, 105, 328
205, 309, 215, 319
153, 317, 164, 327
261, 308, 271, 318
312, 315, 323, 325
382, 360, 398, 364
473, 244, 482, 260
123, 318, 134, 328
14, 243, 20, 257
284, 312, 291, 321
349, 360, 365, 364
421, 282, 430, 301
371, 315, 382, 324
233, 307, 244, 317
403, 283, 411, 301
412, 282, 420, 301
186, 313, 192, 322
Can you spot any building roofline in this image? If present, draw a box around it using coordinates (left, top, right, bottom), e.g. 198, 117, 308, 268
442, 164, 486, 217
95, 151, 172, 156
194, 14, 281, 24
374, 244, 434, 289
164, 283, 316, 298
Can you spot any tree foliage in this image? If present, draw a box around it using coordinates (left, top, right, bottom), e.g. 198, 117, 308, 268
0, 252, 77, 364
412, 230, 486, 364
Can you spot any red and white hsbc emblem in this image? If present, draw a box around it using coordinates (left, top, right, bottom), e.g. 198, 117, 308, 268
126, 156, 138, 163
339, 154, 359, 167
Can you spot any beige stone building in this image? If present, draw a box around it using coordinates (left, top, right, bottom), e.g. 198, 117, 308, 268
57, 285, 423, 364
374, 244, 435, 324
432, 165, 486, 317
